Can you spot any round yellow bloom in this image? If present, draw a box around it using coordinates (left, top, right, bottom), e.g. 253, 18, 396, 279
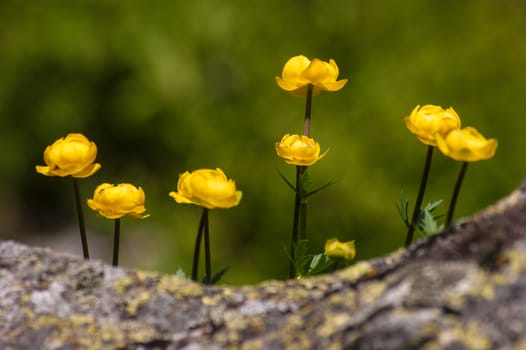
87, 183, 149, 219
405, 105, 461, 146
275, 55, 348, 97
275, 133, 327, 166
169, 168, 242, 209
436, 127, 498, 162
324, 238, 356, 261
36, 133, 101, 178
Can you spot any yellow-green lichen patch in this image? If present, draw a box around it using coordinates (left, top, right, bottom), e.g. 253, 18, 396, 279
157, 275, 203, 298
325, 289, 357, 312
442, 268, 495, 310
124, 290, 151, 316
358, 281, 387, 305
316, 312, 352, 338
31, 313, 126, 349
435, 320, 492, 350
338, 261, 376, 283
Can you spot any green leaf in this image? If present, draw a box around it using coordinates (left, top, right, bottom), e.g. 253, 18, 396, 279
175, 267, 187, 278
397, 190, 410, 228
306, 253, 334, 276
278, 170, 297, 192
304, 180, 337, 198
202, 266, 231, 285
293, 240, 310, 277
421, 210, 444, 236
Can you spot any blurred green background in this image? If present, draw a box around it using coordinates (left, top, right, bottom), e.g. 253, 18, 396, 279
1, 0, 525, 285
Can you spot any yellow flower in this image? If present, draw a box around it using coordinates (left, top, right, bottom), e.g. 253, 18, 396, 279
169, 168, 242, 209
324, 238, 356, 261
405, 105, 461, 146
36, 133, 101, 178
275, 133, 327, 166
87, 183, 149, 219
436, 127, 498, 162
275, 55, 348, 97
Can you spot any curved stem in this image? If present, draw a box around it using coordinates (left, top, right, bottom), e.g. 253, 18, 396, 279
112, 218, 120, 266
191, 208, 208, 281
203, 209, 211, 283
446, 162, 469, 226
405, 145, 434, 247
72, 178, 90, 259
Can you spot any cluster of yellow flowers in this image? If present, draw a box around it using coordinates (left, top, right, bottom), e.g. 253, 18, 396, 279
36, 133, 241, 269
405, 104, 497, 162
34, 54, 500, 281
36, 134, 242, 216
403, 104, 498, 245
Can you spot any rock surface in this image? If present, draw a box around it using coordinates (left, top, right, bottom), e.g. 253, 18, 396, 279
2, 182, 526, 349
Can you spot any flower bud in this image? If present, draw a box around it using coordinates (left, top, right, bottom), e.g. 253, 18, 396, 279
324, 238, 356, 261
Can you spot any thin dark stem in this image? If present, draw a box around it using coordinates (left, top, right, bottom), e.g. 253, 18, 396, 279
446, 162, 469, 227
112, 218, 120, 266
191, 208, 208, 281
72, 178, 90, 259
289, 166, 302, 278
405, 145, 434, 247
303, 85, 313, 136
203, 209, 211, 283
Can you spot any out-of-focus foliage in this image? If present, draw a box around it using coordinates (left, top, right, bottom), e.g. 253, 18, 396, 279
1, 0, 525, 284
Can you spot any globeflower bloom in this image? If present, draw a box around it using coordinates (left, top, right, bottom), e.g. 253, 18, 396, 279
36, 133, 101, 178
169, 168, 242, 209
436, 127, 497, 162
324, 238, 356, 262
87, 183, 149, 219
405, 105, 461, 146
275, 133, 327, 166
275, 55, 348, 97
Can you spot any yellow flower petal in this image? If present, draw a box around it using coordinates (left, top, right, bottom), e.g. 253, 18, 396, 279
275, 133, 327, 166
276, 55, 347, 97
324, 238, 356, 261
87, 183, 149, 219
404, 105, 462, 146
436, 127, 498, 162
169, 168, 242, 209
36, 133, 101, 178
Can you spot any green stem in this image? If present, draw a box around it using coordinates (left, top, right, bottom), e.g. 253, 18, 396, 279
191, 208, 208, 282
112, 218, 120, 266
405, 145, 434, 247
72, 178, 90, 259
203, 209, 211, 283
304, 84, 313, 137
299, 197, 307, 242
446, 162, 469, 226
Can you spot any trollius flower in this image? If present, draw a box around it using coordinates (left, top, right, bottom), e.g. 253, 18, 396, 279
88, 183, 149, 219
275, 134, 327, 166
169, 168, 242, 209
275, 55, 347, 97
405, 105, 461, 146
36, 133, 101, 178
169, 168, 242, 283
324, 238, 356, 262
436, 127, 497, 162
